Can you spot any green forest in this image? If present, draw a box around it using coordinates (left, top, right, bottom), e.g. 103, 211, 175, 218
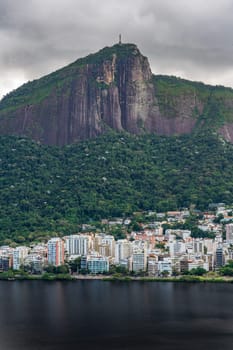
1, 130, 233, 244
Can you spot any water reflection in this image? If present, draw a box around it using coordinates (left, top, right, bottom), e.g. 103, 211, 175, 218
0, 281, 233, 349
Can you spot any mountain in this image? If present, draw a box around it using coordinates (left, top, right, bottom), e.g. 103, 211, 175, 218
1, 43, 233, 145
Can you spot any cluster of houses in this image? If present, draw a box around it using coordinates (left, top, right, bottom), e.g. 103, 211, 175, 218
1, 205, 233, 276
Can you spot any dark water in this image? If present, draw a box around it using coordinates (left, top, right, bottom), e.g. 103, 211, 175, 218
0, 281, 233, 350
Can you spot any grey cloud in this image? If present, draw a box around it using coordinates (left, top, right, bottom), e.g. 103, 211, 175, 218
1, 0, 233, 99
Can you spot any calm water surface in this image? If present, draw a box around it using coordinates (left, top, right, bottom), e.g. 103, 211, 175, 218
0, 281, 233, 350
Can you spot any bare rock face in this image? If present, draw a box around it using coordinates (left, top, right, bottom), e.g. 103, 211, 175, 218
219, 124, 233, 142
218, 99, 233, 142
0, 44, 159, 145
1, 43, 233, 144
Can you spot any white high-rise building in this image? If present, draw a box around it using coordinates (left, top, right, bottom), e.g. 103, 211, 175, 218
158, 258, 172, 276
147, 257, 158, 276
115, 239, 132, 264
169, 241, 186, 257
101, 235, 115, 257
193, 239, 204, 255
65, 235, 89, 256
47, 238, 64, 266
226, 224, 233, 243
132, 250, 147, 272
13, 246, 29, 270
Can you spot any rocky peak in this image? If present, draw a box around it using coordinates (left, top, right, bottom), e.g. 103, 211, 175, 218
1, 43, 233, 145
0, 43, 156, 145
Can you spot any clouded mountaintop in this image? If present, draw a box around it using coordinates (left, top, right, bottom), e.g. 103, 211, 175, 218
1, 43, 233, 145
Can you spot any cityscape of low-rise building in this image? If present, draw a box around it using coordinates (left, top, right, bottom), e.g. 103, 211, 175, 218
1, 207, 233, 276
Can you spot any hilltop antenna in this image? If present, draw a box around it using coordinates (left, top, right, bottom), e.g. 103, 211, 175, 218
119, 34, 122, 45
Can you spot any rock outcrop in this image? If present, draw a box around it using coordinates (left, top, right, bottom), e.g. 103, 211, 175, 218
1, 43, 233, 145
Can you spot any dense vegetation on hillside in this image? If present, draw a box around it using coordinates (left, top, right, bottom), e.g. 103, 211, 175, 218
1, 131, 233, 244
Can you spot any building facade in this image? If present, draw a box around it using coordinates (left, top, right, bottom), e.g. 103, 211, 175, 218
13, 246, 29, 270
47, 238, 64, 266
65, 235, 89, 256
87, 256, 109, 274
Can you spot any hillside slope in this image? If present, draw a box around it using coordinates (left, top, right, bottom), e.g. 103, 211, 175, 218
1, 132, 233, 244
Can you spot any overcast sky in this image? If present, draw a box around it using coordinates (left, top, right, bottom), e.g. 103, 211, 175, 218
1, 0, 233, 99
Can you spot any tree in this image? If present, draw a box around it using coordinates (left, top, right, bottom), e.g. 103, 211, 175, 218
189, 267, 207, 276
172, 269, 179, 277
219, 267, 233, 276
131, 222, 141, 232
155, 243, 165, 250
44, 265, 56, 274
56, 265, 69, 274
219, 260, 233, 276
161, 270, 170, 277
214, 214, 224, 223
110, 226, 126, 240
109, 265, 128, 275
69, 257, 81, 273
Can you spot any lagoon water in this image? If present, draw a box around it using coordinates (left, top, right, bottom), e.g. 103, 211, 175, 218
0, 281, 233, 350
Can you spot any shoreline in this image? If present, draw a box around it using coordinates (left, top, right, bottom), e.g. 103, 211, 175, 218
1, 273, 233, 283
